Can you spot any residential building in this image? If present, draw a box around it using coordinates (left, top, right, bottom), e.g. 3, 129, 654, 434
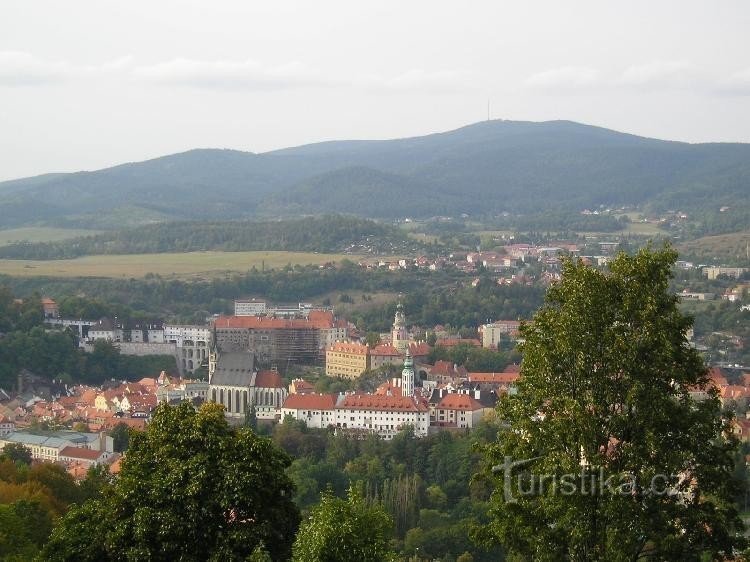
326, 342, 370, 379
480, 320, 522, 348
334, 393, 430, 439
281, 393, 338, 429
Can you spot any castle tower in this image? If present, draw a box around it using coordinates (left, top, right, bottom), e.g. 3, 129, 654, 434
392, 301, 408, 354
401, 349, 414, 397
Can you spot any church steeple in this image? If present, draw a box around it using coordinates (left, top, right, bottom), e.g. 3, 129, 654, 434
401, 349, 414, 397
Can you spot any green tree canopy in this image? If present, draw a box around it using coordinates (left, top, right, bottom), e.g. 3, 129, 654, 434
478, 245, 745, 560
40, 402, 300, 561
292, 487, 396, 562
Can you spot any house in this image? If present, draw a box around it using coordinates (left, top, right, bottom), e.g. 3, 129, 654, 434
281, 393, 337, 429
289, 379, 315, 395
41, 297, 59, 319
370, 344, 403, 370
468, 371, 520, 394
326, 342, 370, 379
434, 393, 486, 429
59, 446, 109, 468
0, 415, 15, 437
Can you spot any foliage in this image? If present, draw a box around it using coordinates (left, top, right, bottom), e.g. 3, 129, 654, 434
292, 487, 396, 562
0, 215, 423, 259
40, 403, 300, 561
0, 443, 32, 466
478, 245, 745, 560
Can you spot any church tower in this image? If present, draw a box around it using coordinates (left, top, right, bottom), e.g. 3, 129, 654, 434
401, 349, 414, 397
392, 301, 408, 353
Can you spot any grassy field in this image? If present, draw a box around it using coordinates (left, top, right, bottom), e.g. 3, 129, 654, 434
0, 227, 103, 246
0, 251, 362, 279
678, 231, 750, 264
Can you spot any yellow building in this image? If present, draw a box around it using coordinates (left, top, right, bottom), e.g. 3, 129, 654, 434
326, 342, 370, 379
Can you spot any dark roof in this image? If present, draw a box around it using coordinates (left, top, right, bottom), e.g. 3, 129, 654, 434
210, 352, 255, 387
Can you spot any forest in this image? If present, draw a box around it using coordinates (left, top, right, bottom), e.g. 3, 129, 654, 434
0, 215, 428, 260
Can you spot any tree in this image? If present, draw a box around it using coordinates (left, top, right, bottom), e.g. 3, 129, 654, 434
292, 487, 396, 562
477, 245, 745, 560
0, 443, 32, 466
109, 422, 130, 453
40, 402, 300, 561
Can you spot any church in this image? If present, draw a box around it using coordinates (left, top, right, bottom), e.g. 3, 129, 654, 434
207, 346, 287, 421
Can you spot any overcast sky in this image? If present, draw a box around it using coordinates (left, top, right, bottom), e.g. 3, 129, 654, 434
1, 0, 749, 181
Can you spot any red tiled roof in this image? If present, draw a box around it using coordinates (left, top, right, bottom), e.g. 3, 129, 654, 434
255, 370, 284, 389
371, 344, 402, 357
336, 394, 428, 412
437, 393, 484, 411
408, 342, 432, 356
59, 446, 104, 461
328, 342, 369, 355
213, 313, 334, 330
283, 393, 337, 410
468, 372, 520, 384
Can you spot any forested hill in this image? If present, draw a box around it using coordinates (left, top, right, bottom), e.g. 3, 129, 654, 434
0, 216, 423, 259
1, 119, 749, 228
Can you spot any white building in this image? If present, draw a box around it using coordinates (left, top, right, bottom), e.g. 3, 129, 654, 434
334, 393, 430, 439
234, 299, 267, 316
0, 430, 113, 463
480, 320, 521, 348
281, 393, 338, 428
164, 324, 212, 373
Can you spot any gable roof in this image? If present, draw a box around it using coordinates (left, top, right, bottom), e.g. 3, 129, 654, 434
336, 394, 428, 413
59, 446, 104, 461
282, 393, 337, 411
437, 393, 484, 411
468, 372, 520, 384
254, 370, 284, 389
210, 352, 255, 387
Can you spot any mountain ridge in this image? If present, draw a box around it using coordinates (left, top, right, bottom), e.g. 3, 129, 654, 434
1, 119, 748, 228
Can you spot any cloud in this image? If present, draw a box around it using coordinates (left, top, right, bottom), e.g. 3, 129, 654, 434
719, 68, 750, 95
525, 66, 599, 90
374, 69, 469, 92
0, 51, 134, 86
618, 60, 697, 89
131, 58, 330, 90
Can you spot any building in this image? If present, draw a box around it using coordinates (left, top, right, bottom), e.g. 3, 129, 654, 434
207, 348, 288, 420
678, 290, 715, 301
41, 297, 59, 319
480, 320, 522, 348
326, 342, 370, 378
281, 393, 338, 428
334, 393, 430, 439
0, 430, 113, 463
0, 415, 15, 437
401, 351, 415, 397
212, 310, 337, 367
704, 267, 749, 280
59, 446, 109, 468
163, 324, 212, 373
392, 302, 409, 353
370, 344, 403, 370
434, 393, 486, 428
234, 299, 267, 316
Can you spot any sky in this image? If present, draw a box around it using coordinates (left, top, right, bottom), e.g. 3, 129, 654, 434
1, 0, 749, 181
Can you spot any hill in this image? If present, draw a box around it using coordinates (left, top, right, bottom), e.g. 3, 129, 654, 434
1, 120, 749, 227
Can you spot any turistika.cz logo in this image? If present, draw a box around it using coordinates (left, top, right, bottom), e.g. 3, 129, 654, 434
492, 456, 684, 503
